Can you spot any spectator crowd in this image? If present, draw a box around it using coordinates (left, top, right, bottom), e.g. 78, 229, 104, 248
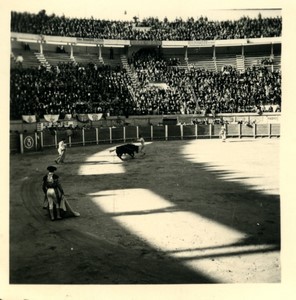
10, 63, 134, 119
126, 49, 281, 115
10, 11, 282, 120
10, 52, 281, 119
11, 10, 282, 40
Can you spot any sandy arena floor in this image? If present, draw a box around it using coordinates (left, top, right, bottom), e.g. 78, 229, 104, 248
5, 137, 282, 296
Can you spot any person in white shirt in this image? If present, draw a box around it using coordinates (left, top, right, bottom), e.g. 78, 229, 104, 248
15, 54, 24, 67
137, 135, 146, 155
219, 124, 227, 142
55, 138, 67, 164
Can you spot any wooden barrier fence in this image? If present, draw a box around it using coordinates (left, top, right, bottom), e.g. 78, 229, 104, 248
12, 123, 280, 154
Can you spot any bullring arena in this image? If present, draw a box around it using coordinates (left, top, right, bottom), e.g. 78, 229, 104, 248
10, 135, 280, 284
3, 3, 292, 298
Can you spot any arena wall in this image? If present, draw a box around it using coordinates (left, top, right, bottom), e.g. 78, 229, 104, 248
11, 121, 280, 154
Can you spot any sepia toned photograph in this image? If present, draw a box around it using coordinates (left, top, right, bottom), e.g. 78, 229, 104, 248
1, 0, 296, 299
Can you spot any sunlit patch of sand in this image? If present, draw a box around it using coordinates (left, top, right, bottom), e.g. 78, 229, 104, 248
182, 139, 280, 195
90, 188, 279, 282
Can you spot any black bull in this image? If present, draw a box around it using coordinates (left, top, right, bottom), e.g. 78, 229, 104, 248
110, 144, 139, 160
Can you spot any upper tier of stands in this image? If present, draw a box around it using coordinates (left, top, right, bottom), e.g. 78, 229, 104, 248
11, 11, 282, 41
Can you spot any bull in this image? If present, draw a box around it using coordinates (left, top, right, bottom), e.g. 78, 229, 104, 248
110, 143, 139, 160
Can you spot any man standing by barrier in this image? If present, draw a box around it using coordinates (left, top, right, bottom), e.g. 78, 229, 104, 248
220, 124, 227, 142
55, 138, 67, 164
137, 134, 146, 155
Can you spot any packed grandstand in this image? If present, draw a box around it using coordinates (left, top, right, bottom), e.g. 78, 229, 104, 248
10, 10, 282, 121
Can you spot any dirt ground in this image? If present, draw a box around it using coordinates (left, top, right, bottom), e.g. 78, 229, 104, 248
7, 138, 280, 289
